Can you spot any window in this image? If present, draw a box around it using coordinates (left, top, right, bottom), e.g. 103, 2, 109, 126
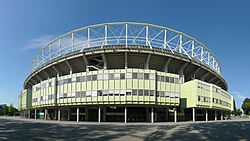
81, 91, 86, 97
109, 74, 114, 80
120, 73, 125, 79
72, 77, 76, 83
92, 91, 97, 96
86, 75, 91, 81
165, 92, 170, 97
68, 78, 72, 83
144, 73, 149, 79
76, 77, 81, 82
165, 76, 170, 82
126, 73, 132, 79
149, 74, 155, 80
109, 90, 114, 96
198, 96, 201, 101
76, 92, 81, 98
161, 76, 165, 82
138, 90, 143, 96
115, 90, 120, 96
132, 89, 137, 95
114, 74, 120, 80
160, 91, 165, 97
92, 75, 97, 81
97, 74, 103, 80
103, 74, 109, 80
150, 90, 154, 96
126, 90, 132, 95
86, 91, 91, 97
170, 77, 174, 83
132, 73, 137, 79
137, 73, 144, 79
120, 90, 126, 95
48, 82, 52, 87
174, 78, 179, 84
97, 90, 102, 96
80, 76, 86, 82
102, 90, 109, 96
144, 90, 149, 96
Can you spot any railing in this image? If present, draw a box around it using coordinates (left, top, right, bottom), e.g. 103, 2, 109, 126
30, 22, 221, 75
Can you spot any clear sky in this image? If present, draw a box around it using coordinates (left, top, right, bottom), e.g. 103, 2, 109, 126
0, 0, 249, 109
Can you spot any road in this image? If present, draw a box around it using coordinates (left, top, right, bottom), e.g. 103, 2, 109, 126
0, 117, 250, 141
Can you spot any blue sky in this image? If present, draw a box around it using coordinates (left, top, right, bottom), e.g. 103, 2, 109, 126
0, 0, 249, 109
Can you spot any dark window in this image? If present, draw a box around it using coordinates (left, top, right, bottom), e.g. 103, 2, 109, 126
109, 74, 114, 80
76, 77, 81, 82
126, 92, 132, 95
86, 75, 91, 81
165, 76, 170, 82
144, 90, 149, 96
97, 90, 102, 96
80, 76, 86, 82
161, 76, 165, 82
132, 73, 137, 79
68, 78, 72, 83
138, 90, 143, 96
92, 75, 97, 81
120, 73, 125, 79
170, 77, 174, 83
132, 90, 137, 95
144, 73, 149, 79
150, 90, 154, 96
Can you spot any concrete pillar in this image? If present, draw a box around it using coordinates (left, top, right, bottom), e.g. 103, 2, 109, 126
28, 110, 31, 119
58, 108, 61, 121
151, 107, 154, 123
98, 106, 101, 123
174, 108, 177, 123
206, 109, 208, 121
221, 111, 223, 120
103, 106, 106, 122
77, 107, 79, 122
44, 109, 47, 120
35, 109, 37, 120
192, 108, 195, 122
68, 108, 70, 121
215, 110, 217, 121
125, 106, 127, 123
85, 107, 88, 121
166, 107, 169, 122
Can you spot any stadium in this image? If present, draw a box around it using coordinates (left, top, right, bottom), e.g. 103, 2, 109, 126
18, 22, 233, 123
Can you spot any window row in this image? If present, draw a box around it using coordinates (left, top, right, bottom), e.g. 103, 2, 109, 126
212, 98, 231, 107
33, 81, 55, 92
57, 89, 156, 99
198, 95, 210, 103
212, 86, 231, 99
157, 76, 179, 84
157, 91, 179, 98
32, 94, 55, 102
198, 82, 210, 91
57, 73, 156, 85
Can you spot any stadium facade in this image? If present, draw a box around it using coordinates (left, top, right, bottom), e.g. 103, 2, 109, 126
18, 22, 233, 123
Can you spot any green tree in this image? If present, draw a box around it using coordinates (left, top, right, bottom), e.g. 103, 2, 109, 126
8, 103, 15, 116
3, 106, 8, 116
242, 98, 250, 115
234, 109, 242, 116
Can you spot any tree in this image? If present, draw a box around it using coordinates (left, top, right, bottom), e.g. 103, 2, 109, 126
242, 98, 250, 115
8, 103, 15, 116
234, 109, 242, 116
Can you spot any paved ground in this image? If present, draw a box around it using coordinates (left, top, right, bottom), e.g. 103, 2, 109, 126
0, 117, 250, 141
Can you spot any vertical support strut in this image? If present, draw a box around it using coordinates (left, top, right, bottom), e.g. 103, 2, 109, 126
125, 24, 128, 47
151, 107, 154, 123
124, 106, 127, 123
77, 107, 79, 122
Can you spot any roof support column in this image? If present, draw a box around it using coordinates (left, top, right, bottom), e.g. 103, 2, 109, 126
101, 53, 107, 70
125, 52, 128, 69
162, 58, 172, 73
201, 72, 210, 81
145, 54, 151, 69
82, 55, 89, 72
189, 67, 200, 80
178, 62, 188, 84
65, 60, 73, 75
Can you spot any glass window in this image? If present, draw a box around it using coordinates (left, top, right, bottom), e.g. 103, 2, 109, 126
132, 73, 137, 79
120, 90, 126, 95
161, 76, 165, 82
109, 74, 114, 80
165, 76, 170, 82
76, 77, 81, 82
109, 90, 114, 95
92, 91, 97, 96
160, 91, 165, 97
76, 92, 81, 97
103, 74, 109, 80
144, 73, 149, 79
126, 73, 132, 79
170, 77, 174, 83
174, 78, 179, 84
102, 90, 109, 96
86, 91, 91, 96
132, 89, 137, 95
92, 75, 97, 81
126, 90, 132, 95
150, 90, 154, 96
198, 96, 201, 101
144, 90, 149, 96
72, 77, 76, 83
81, 91, 86, 97
97, 74, 103, 80
149, 74, 155, 80
137, 73, 143, 79
86, 75, 91, 81
120, 73, 125, 79
68, 78, 72, 83
138, 90, 143, 96
114, 74, 120, 80
165, 92, 170, 97
48, 82, 52, 87
80, 76, 86, 82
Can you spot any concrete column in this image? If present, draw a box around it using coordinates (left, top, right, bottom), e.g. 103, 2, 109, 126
58, 108, 61, 121
125, 106, 127, 123
68, 108, 70, 121
146, 107, 149, 122
55, 109, 57, 120
221, 111, 223, 120
98, 106, 101, 123
28, 110, 31, 119
215, 110, 217, 121
103, 106, 106, 122
44, 109, 47, 120
174, 108, 177, 123
192, 108, 195, 122
77, 107, 79, 122
35, 109, 37, 120
166, 107, 169, 122
206, 109, 208, 121
151, 107, 154, 123
85, 107, 88, 121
